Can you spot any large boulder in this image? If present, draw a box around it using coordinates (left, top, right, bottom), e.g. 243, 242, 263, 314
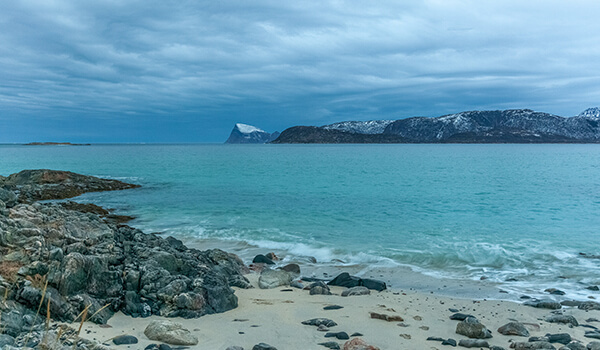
258, 269, 293, 289
456, 317, 493, 339
144, 320, 198, 346
498, 321, 530, 337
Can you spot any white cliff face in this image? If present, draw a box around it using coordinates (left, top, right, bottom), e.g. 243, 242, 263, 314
225, 123, 279, 143
321, 120, 394, 134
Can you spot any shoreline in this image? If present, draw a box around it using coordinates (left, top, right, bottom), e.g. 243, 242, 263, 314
82, 273, 600, 350
174, 235, 599, 304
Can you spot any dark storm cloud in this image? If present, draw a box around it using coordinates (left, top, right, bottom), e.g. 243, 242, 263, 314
1, 0, 600, 142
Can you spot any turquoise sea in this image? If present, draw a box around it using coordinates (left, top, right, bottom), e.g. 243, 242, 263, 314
1, 144, 600, 299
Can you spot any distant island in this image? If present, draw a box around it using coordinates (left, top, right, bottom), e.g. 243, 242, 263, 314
270, 107, 600, 144
224, 123, 280, 144
24, 142, 91, 146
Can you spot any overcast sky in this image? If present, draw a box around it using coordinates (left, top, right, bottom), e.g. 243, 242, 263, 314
1, 1, 600, 142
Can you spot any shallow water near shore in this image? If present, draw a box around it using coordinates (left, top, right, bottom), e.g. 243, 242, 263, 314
1, 143, 600, 300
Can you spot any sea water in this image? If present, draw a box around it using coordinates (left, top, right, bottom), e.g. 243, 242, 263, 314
1, 144, 599, 299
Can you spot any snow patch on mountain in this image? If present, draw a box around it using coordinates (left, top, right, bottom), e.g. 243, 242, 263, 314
235, 123, 265, 134
321, 120, 394, 134
577, 107, 600, 120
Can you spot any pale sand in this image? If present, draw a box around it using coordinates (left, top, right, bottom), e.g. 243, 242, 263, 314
81, 274, 597, 349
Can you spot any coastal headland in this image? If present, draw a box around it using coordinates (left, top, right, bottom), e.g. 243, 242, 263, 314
1, 170, 599, 349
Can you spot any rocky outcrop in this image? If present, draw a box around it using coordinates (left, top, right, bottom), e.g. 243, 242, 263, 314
0, 170, 250, 330
225, 123, 280, 144
0, 169, 140, 204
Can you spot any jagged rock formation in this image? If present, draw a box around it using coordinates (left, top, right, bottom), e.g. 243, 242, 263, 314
0, 170, 250, 333
273, 108, 600, 143
225, 123, 280, 144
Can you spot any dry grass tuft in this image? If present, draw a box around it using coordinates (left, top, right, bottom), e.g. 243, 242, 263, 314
26, 274, 48, 289
0, 261, 24, 283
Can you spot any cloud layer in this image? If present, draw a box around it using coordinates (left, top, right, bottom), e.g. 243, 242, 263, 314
1, 1, 600, 142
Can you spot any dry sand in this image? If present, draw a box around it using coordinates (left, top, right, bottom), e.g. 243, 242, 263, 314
78, 274, 599, 350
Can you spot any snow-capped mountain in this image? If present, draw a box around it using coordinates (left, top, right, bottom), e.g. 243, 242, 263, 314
321, 120, 394, 134
273, 108, 600, 143
577, 107, 600, 120
225, 123, 280, 144
383, 109, 600, 142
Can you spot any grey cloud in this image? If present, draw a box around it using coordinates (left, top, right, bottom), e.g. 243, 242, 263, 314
1, 1, 599, 142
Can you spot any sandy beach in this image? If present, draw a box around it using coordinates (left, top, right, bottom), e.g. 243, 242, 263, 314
82, 273, 598, 349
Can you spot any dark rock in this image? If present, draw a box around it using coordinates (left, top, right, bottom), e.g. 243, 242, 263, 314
252, 343, 278, 350
324, 305, 344, 310
328, 273, 362, 288
351, 332, 363, 337
456, 317, 493, 339
498, 322, 530, 337
546, 333, 572, 345
319, 341, 341, 349
145, 345, 174, 350
450, 313, 475, 320
361, 278, 387, 292
524, 299, 562, 309
225, 347, 244, 350
511, 342, 556, 349
490, 347, 506, 350
586, 331, 600, 340
310, 281, 332, 295
545, 315, 579, 327
113, 335, 138, 345
458, 339, 490, 348
449, 308, 460, 312
562, 301, 583, 307
252, 254, 275, 265
325, 332, 349, 340
442, 338, 457, 346
545, 288, 566, 295
587, 286, 600, 291
326, 272, 386, 291
302, 318, 338, 327
342, 286, 370, 297
427, 337, 445, 342
579, 302, 600, 310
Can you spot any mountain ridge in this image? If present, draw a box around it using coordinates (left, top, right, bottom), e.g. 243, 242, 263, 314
270, 108, 600, 143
